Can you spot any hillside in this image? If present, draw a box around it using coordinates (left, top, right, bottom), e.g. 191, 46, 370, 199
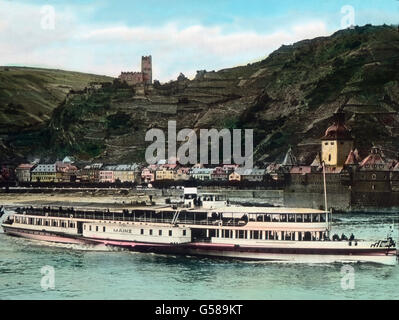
2, 25, 399, 164
0, 67, 113, 133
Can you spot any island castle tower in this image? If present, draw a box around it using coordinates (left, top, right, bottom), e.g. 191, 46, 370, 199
321, 111, 354, 168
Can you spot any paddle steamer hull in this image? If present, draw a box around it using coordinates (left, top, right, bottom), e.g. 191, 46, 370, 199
3, 225, 397, 265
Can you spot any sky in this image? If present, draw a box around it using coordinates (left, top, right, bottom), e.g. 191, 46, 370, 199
0, 0, 398, 81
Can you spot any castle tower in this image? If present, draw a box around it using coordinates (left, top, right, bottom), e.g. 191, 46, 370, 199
141, 55, 152, 85
321, 112, 354, 168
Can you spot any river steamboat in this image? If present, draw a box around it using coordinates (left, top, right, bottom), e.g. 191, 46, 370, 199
1, 187, 397, 265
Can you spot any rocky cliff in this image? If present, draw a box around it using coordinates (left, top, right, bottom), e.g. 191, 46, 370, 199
2, 25, 399, 164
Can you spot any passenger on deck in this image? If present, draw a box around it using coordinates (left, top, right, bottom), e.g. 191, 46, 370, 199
332, 234, 339, 241
324, 232, 330, 241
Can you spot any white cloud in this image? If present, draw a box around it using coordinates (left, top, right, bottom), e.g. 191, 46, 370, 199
0, 0, 331, 82
81, 21, 329, 57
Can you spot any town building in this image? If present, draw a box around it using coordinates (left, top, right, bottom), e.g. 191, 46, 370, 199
175, 167, 191, 181
99, 166, 116, 183
265, 162, 290, 183
211, 167, 229, 181
229, 168, 266, 182
155, 164, 178, 181
141, 166, 156, 183
0, 165, 16, 182
113, 164, 141, 183
31, 164, 57, 182
56, 161, 78, 182
222, 164, 239, 174
79, 163, 103, 183
62, 156, 75, 164
15, 164, 36, 182
191, 168, 214, 181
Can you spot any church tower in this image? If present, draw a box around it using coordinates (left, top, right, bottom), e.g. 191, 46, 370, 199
141, 55, 152, 85
321, 112, 353, 168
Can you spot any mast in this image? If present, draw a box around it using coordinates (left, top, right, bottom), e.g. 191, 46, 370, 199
322, 160, 330, 233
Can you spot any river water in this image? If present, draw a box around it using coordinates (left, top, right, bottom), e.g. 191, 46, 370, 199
1, 208, 399, 300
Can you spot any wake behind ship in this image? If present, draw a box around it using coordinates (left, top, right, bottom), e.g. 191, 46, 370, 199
1, 188, 397, 265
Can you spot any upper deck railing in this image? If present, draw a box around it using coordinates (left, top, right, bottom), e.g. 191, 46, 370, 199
12, 206, 328, 227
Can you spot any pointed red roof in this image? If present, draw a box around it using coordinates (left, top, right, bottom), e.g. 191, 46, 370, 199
359, 147, 390, 170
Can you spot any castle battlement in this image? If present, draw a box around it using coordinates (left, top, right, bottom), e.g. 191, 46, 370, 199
119, 55, 152, 86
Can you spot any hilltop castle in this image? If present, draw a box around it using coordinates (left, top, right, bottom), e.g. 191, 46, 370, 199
119, 55, 152, 86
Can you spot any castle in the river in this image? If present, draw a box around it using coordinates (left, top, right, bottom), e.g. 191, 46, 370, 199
281, 111, 399, 212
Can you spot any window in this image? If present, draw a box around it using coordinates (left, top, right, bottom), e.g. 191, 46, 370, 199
169, 230, 173, 236
183, 230, 186, 236
328, 154, 331, 161
89, 226, 92, 231
149, 229, 153, 236
159, 230, 162, 236
96, 226, 99, 232
268, 231, 275, 240
103, 227, 106, 232
141, 229, 144, 235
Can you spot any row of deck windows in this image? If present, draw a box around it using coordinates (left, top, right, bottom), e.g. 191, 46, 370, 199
16, 217, 75, 229
84, 225, 187, 237
139, 229, 187, 237
252, 214, 326, 223
85, 225, 106, 232
207, 229, 326, 241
